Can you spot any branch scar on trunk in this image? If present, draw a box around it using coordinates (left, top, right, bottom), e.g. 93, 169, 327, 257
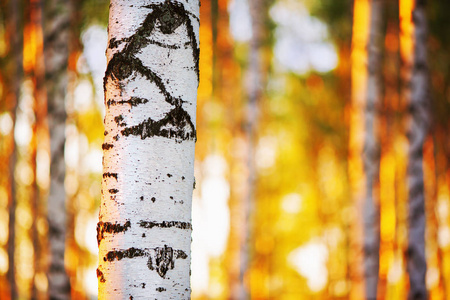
97, 220, 131, 245
104, 0, 199, 142
103, 245, 187, 278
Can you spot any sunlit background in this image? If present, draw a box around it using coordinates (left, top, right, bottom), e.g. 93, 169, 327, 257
1, 0, 450, 299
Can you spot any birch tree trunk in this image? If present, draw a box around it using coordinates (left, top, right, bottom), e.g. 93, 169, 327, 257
43, 0, 71, 298
98, 0, 199, 298
406, 0, 429, 298
362, 0, 383, 298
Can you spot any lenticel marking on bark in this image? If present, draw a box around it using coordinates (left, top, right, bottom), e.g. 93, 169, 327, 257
97, 268, 106, 283
102, 143, 114, 150
109, 188, 119, 194
103, 172, 118, 180
138, 220, 192, 230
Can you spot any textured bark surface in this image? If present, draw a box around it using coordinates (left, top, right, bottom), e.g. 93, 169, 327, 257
43, 0, 71, 298
363, 0, 383, 298
406, 1, 429, 299
99, 0, 199, 298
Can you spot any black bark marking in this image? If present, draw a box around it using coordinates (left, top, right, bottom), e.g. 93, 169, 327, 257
104, 0, 198, 142
102, 143, 114, 150
130, 282, 147, 289
139, 220, 192, 230
114, 115, 127, 127
151, 197, 156, 202
104, 247, 146, 262
156, 287, 166, 292
146, 39, 183, 49
181, 176, 185, 180
152, 245, 174, 278
107, 97, 149, 108
140, 0, 200, 79
109, 189, 119, 194
104, 246, 187, 277
96, 268, 106, 283
140, 196, 144, 201
103, 172, 118, 180
147, 246, 188, 278
167, 173, 172, 177
97, 221, 131, 245
142, 233, 146, 237
175, 250, 188, 259
121, 105, 196, 142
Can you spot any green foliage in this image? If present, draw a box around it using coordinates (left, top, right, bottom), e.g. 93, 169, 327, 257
308, 0, 353, 44
81, 0, 109, 29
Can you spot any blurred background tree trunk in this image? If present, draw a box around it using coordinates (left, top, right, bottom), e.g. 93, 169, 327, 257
1, 0, 24, 298
240, 0, 267, 298
362, 0, 383, 298
404, 0, 429, 298
43, 0, 71, 298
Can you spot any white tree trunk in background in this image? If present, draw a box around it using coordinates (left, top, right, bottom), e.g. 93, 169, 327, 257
363, 0, 383, 298
98, 0, 199, 298
43, 0, 71, 298
406, 0, 429, 298
239, 0, 264, 298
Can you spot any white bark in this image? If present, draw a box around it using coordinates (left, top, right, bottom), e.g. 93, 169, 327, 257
239, 0, 264, 298
363, 1, 383, 298
43, 0, 71, 298
98, 0, 199, 298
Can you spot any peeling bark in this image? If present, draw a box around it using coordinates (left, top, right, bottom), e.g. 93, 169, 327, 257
99, 0, 199, 298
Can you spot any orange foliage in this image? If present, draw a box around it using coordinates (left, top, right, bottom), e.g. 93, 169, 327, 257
399, 0, 414, 63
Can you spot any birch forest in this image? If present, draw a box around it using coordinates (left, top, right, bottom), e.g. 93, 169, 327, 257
0, 0, 450, 299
